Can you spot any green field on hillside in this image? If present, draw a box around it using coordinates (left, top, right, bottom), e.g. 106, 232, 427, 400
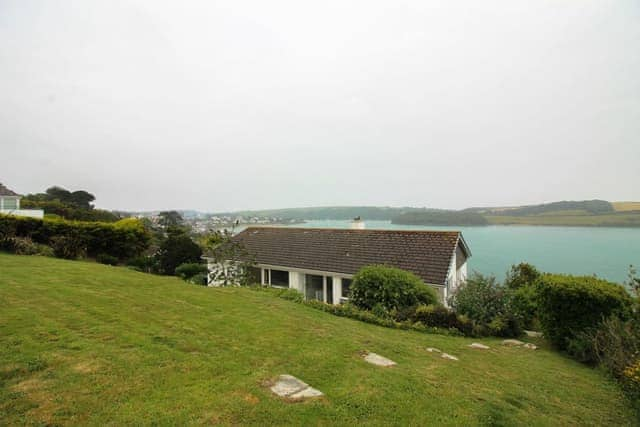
0, 254, 636, 425
486, 212, 640, 227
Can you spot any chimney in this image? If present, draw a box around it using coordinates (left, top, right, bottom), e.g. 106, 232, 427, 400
350, 216, 365, 230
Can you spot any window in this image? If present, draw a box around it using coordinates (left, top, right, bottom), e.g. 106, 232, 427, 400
2, 198, 17, 209
270, 269, 289, 288
341, 278, 352, 298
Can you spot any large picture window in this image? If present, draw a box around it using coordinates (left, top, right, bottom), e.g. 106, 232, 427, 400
269, 269, 289, 288
341, 278, 352, 298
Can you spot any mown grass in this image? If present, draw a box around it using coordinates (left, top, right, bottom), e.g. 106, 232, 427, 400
0, 254, 636, 425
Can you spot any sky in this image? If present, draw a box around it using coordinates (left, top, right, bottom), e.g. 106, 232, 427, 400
1, 0, 639, 212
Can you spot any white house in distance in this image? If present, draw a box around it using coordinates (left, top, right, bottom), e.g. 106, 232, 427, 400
205, 221, 470, 307
0, 183, 44, 219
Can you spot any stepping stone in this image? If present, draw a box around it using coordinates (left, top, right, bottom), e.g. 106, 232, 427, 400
270, 375, 323, 399
441, 353, 458, 361
364, 352, 397, 367
426, 347, 441, 353
502, 339, 525, 346
468, 343, 490, 350
523, 343, 538, 350
524, 330, 543, 338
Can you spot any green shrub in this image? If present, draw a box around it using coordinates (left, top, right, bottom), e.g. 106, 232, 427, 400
413, 304, 457, 328
175, 262, 208, 280
450, 272, 507, 324
0, 215, 150, 260
536, 274, 633, 351
51, 235, 86, 259
188, 272, 209, 286
0, 236, 40, 255
505, 262, 541, 290
350, 265, 439, 311
488, 313, 523, 338
157, 233, 202, 275
507, 284, 540, 330
96, 253, 119, 265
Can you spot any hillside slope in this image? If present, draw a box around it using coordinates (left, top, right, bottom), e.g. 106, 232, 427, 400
0, 254, 635, 425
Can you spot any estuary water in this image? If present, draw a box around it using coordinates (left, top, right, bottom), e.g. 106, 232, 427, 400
283, 220, 640, 285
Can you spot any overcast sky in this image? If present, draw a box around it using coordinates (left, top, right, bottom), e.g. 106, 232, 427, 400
1, 0, 639, 212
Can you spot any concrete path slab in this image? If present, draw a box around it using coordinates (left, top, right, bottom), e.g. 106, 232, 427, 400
468, 343, 490, 350
524, 330, 543, 338
441, 353, 459, 361
426, 347, 441, 353
364, 352, 397, 367
270, 375, 323, 399
523, 343, 538, 350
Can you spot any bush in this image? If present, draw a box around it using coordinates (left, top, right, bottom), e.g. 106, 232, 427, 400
188, 272, 209, 286
157, 233, 202, 275
505, 262, 541, 290
96, 253, 119, 265
0, 236, 40, 255
350, 265, 439, 311
450, 272, 507, 324
51, 235, 86, 259
175, 262, 208, 280
0, 215, 150, 260
488, 313, 523, 338
507, 284, 540, 330
536, 274, 633, 351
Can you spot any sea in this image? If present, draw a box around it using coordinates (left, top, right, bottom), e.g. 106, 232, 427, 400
274, 219, 640, 285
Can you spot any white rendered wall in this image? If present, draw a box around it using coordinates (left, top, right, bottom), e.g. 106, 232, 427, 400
0, 209, 44, 219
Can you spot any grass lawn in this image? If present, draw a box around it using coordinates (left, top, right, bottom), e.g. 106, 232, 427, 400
0, 254, 636, 425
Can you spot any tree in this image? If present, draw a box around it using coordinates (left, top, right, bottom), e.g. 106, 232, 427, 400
158, 211, 183, 228
157, 232, 202, 275
204, 230, 255, 286
504, 262, 541, 289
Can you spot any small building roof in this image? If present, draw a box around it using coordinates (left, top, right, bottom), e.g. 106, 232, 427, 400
0, 183, 20, 197
228, 227, 470, 286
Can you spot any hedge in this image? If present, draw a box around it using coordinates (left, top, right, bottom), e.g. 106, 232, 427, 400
536, 274, 633, 350
350, 265, 439, 311
0, 214, 150, 260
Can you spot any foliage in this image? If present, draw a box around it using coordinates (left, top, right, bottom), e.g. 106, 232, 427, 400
157, 231, 202, 275
411, 304, 473, 335
22, 185, 120, 222
391, 210, 488, 226
126, 255, 159, 273
0, 236, 48, 256
504, 263, 541, 290
96, 253, 119, 265
535, 274, 633, 351
158, 211, 184, 228
203, 230, 255, 286
507, 284, 540, 330
350, 265, 439, 311
188, 272, 209, 286
50, 235, 86, 259
175, 262, 208, 281
449, 272, 507, 324
0, 214, 150, 261
488, 313, 523, 338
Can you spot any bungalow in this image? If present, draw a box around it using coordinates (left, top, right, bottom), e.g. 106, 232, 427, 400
205, 223, 470, 307
0, 183, 44, 219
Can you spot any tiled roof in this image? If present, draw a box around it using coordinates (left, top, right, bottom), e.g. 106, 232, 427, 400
0, 183, 20, 197
231, 227, 469, 286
